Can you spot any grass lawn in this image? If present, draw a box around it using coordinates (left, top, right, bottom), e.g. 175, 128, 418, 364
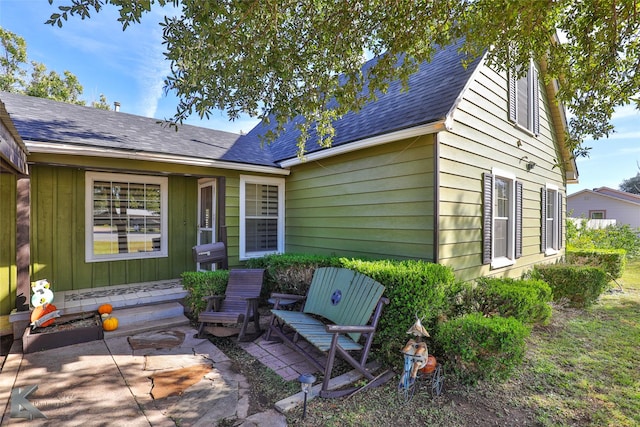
214, 259, 640, 426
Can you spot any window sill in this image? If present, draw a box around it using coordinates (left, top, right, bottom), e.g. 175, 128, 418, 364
491, 257, 515, 269
545, 248, 559, 256
511, 122, 537, 137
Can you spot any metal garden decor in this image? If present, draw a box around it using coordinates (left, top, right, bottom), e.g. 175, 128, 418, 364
398, 317, 444, 402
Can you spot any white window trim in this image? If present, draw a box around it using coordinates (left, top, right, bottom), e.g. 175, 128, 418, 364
491, 168, 516, 269
239, 175, 285, 260
85, 172, 168, 262
545, 183, 560, 256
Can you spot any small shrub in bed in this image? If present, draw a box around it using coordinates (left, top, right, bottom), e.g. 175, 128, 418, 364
532, 263, 609, 308
181, 270, 229, 318
435, 313, 530, 384
474, 277, 553, 325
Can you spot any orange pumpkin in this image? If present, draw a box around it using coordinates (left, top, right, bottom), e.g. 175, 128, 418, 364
98, 303, 113, 315
30, 303, 58, 327
420, 355, 437, 374
102, 316, 119, 331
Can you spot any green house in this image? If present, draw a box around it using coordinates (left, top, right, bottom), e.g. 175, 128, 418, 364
0, 42, 577, 324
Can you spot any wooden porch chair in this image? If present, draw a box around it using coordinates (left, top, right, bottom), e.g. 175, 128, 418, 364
197, 268, 265, 341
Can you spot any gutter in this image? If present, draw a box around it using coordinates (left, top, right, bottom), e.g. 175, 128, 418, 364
278, 121, 447, 168
25, 140, 290, 176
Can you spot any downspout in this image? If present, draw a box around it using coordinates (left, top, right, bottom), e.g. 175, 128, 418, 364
433, 133, 440, 264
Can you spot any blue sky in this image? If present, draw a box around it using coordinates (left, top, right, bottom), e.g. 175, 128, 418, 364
1, 1, 639, 194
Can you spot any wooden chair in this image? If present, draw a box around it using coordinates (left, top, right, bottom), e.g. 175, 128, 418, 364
197, 268, 265, 341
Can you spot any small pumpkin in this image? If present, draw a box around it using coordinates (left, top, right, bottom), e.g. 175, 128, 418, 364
420, 355, 437, 374
102, 316, 119, 331
100, 313, 110, 320
98, 303, 113, 315
30, 303, 58, 327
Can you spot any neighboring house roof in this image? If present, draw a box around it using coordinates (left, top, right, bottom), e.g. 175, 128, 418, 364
240, 39, 484, 163
568, 187, 640, 206
0, 91, 280, 171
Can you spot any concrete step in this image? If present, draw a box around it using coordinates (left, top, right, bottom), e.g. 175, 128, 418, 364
104, 315, 190, 338
101, 302, 190, 338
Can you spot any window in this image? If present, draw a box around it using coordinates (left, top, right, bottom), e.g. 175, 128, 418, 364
85, 172, 168, 262
541, 184, 562, 255
509, 62, 540, 135
590, 211, 605, 219
483, 170, 522, 268
239, 175, 284, 259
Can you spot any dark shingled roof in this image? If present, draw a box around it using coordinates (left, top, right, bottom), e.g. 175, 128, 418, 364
239, 40, 483, 162
0, 91, 278, 167
0, 41, 481, 168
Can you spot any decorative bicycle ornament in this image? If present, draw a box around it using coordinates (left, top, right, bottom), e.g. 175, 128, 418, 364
398, 317, 444, 402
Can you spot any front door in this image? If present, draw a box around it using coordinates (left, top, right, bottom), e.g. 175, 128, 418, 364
197, 179, 216, 271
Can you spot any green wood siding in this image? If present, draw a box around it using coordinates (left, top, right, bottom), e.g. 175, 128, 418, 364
438, 63, 566, 280
0, 173, 17, 316
285, 136, 436, 260
28, 162, 244, 290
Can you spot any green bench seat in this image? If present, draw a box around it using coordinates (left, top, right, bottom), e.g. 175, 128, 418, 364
267, 267, 390, 397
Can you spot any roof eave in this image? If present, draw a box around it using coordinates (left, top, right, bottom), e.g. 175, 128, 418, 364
277, 121, 446, 168
25, 140, 290, 176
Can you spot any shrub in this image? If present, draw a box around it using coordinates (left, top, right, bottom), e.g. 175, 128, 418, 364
474, 277, 553, 325
435, 313, 530, 384
566, 247, 627, 279
567, 220, 640, 258
339, 258, 454, 364
532, 264, 609, 308
245, 253, 340, 296
181, 270, 229, 317
443, 280, 479, 319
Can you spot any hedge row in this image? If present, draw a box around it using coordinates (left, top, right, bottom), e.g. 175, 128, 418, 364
183, 254, 558, 384
531, 263, 609, 308
566, 247, 626, 279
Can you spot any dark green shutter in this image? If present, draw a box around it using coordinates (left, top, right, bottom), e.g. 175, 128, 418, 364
508, 70, 517, 123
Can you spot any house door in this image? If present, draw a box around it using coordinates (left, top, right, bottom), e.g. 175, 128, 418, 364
197, 179, 216, 271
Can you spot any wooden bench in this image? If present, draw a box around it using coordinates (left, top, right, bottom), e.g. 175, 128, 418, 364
197, 268, 265, 341
267, 267, 391, 397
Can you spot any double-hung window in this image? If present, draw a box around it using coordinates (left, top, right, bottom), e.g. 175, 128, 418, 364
542, 184, 562, 255
483, 169, 522, 268
239, 175, 284, 259
85, 172, 168, 262
509, 61, 540, 135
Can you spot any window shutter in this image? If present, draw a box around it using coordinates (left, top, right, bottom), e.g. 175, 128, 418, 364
541, 187, 547, 252
508, 70, 517, 123
532, 67, 540, 135
515, 181, 523, 259
558, 192, 563, 249
483, 173, 493, 265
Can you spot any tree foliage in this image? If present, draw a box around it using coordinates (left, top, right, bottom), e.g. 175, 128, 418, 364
619, 172, 640, 194
0, 26, 109, 107
46, 0, 640, 156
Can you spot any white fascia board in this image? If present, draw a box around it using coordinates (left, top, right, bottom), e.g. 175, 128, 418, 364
278, 121, 446, 168
25, 141, 290, 176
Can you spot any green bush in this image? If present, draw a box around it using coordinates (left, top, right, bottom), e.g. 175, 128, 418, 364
567, 220, 640, 258
532, 264, 609, 308
474, 277, 553, 325
339, 258, 454, 364
245, 253, 340, 297
443, 280, 479, 319
435, 313, 530, 384
181, 270, 230, 317
566, 247, 627, 279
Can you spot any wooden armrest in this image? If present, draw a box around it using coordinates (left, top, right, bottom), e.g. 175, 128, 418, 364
325, 325, 376, 334
270, 293, 306, 301
203, 295, 225, 301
